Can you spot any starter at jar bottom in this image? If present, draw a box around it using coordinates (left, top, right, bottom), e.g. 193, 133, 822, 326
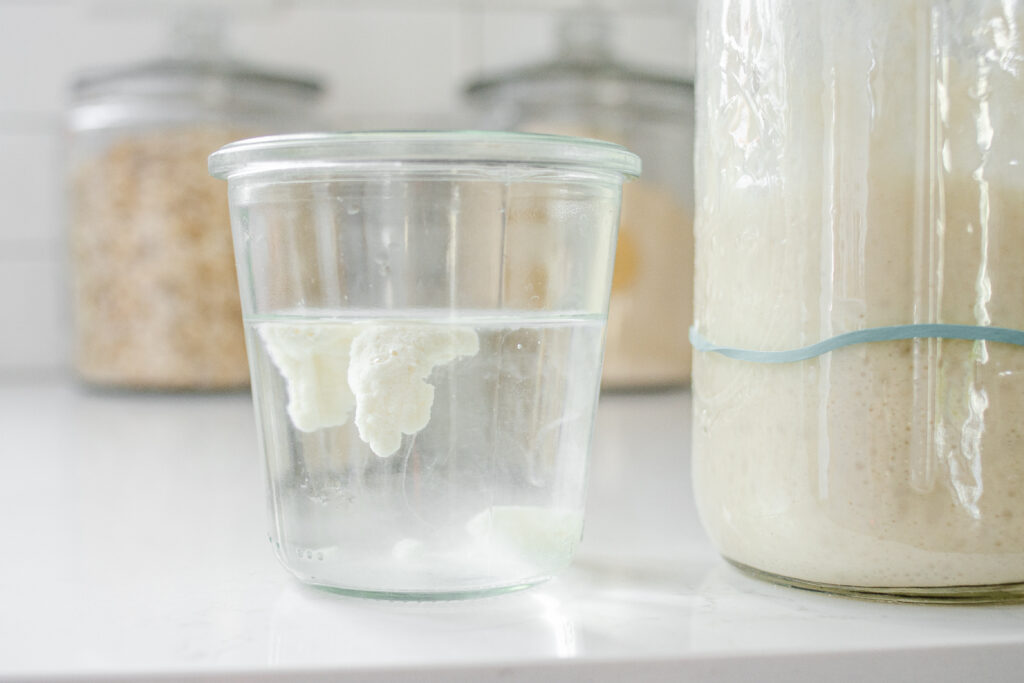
694, 335, 1024, 588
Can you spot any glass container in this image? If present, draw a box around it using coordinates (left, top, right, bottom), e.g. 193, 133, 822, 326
66, 14, 322, 390
209, 131, 641, 599
692, 0, 1024, 602
465, 11, 695, 389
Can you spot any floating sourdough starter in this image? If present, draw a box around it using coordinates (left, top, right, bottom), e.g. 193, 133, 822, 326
692, 2, 1024, 589
248, 310, 603, 591
259, 321, 480, 457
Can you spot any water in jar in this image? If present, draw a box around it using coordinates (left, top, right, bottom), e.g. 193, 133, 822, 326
245, 309, 604, 597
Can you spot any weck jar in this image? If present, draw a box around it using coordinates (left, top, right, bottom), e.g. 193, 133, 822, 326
210, 131, 640, 598
692, 0, 1024, 601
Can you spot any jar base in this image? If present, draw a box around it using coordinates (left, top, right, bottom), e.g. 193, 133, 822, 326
726, 558, 1024, 605
302, 576, 550, 602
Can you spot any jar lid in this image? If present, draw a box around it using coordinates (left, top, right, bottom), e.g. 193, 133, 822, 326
208, 131, 642, 180
465, 60, 691, 101
69, 57, 322, 130
464, 11, 692, 115
69, 8, 323, 131
73, 8, 320, 101
72, 57, 321, 103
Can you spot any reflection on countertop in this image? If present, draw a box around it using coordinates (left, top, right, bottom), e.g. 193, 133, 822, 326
1, 379, 1023, 681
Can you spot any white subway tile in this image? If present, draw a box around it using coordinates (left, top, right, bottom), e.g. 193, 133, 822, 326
614, 8, 696, 78
0, 257, 67, 373
466, 9, 553, 80
232, 6, 464, 123
0, 3, 164, 114
0, 130, 63, 247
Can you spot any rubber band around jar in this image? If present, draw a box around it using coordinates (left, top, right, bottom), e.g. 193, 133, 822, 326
689, 324, 1024, 364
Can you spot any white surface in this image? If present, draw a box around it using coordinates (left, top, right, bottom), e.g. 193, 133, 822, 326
2, 380, 1024, 682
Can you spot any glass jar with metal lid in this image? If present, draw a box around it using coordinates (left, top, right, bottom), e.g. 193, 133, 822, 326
465, 10, 695, 390
66, 13, 322, 390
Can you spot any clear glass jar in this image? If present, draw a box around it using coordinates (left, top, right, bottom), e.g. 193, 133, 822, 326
465, 11, 695, 390
693, 0, 1024, 601
210, 131, 640, 598
66, 16, 322, 390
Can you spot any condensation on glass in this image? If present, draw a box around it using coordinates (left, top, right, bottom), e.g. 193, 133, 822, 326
692, 0, 1024, 601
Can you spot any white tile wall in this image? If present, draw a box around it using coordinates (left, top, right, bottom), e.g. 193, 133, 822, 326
0, 259, 67, 373
0, 0, 695, 374
0, 3, 166, 113
0, 132, 62, 247
234, 6, 465, 121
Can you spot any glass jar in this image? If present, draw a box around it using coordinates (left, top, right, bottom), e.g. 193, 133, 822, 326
210, 132, 640, 598
692, 0, 1024, 601
66, 15, 322, 390
465, 11, 695, 390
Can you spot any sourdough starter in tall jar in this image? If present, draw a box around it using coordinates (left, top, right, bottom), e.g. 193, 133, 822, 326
692, 0, 1024, 600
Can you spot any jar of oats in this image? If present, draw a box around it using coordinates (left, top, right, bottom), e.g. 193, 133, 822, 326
67, 27, 321, 390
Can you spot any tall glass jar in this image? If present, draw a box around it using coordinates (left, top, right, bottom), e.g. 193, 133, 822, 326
465, 11, 695, 390
692, 1, 1024, 601
66, 16, 322, 390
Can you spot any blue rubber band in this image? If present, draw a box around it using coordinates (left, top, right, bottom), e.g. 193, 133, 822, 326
689, 323, 1024, 364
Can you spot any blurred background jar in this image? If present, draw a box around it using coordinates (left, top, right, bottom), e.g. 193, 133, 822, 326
464, 9, 695, 390
66, 10, 322, 390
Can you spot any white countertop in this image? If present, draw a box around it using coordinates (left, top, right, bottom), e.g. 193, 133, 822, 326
2, 378, 1024, 682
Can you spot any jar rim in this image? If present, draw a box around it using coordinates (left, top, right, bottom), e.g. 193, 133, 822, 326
208, 131, 643, 180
